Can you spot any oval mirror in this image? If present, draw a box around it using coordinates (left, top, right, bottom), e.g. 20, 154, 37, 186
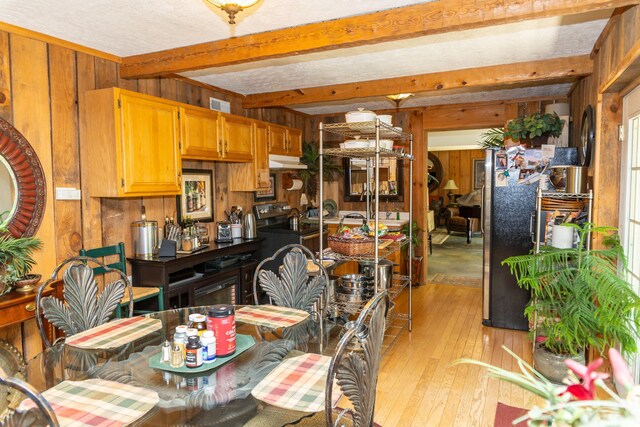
0, 156, 18, 226
0, 118, 46, 237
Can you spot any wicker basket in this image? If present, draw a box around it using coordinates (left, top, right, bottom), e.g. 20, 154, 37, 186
328, 235, 375, 256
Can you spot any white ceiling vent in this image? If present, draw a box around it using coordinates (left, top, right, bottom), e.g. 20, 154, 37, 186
209, 97, 231, 113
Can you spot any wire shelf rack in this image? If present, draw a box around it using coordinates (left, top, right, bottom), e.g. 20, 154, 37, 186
324, 240, 409, 262
321, 121, 410, 140
323, 147, 412, 159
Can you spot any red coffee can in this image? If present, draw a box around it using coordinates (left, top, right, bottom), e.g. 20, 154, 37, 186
207, 304, 236, 356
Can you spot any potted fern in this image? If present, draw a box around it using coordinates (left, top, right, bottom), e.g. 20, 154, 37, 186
299, 141, 343, 203
0, 211, 42, 295
502, 223, 640, 383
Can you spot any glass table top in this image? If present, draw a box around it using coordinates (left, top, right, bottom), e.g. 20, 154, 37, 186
26, 306, 341, 426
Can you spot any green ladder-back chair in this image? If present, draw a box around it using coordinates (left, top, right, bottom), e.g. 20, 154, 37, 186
80, 242, 164, 317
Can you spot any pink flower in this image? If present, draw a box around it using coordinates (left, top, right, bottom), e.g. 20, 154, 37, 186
609, 348, 633, 393
561, 358, 609, 400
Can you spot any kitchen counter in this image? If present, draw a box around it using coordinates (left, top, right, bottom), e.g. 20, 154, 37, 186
128, 238, 262, 265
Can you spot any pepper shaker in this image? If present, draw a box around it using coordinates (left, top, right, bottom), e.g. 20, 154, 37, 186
170, 344, 184, 368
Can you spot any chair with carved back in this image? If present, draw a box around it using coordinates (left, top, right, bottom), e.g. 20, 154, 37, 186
80, 242, 164, 317
35, 256, 134, 349
0, 367, 59, 426
252, 244, 329, 317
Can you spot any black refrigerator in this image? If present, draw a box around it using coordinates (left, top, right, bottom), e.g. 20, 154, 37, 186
482, 147, 578, 330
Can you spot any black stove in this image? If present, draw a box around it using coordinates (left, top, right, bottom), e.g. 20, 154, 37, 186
253, 202, 326, 258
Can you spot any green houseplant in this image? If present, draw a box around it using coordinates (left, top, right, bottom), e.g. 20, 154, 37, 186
298, 141, 343, 202
402, 220, 423, 285
504, 112, 565, 144
502, 223, 640, 382
0, 211, 42, 295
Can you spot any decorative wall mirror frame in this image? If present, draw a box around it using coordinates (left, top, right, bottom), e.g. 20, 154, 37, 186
579, 105, 595, 167
0, 118, 46, 237
428, 152, 443, 193
343, 157, 404, 202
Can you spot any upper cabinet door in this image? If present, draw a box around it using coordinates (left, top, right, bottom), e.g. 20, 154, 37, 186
181, 107, 222, 160
120, 93, 182, 195
254, 121, 270, 188
287, 128, 303, 157
268, 124, 288, 155
222, 114, 253, 162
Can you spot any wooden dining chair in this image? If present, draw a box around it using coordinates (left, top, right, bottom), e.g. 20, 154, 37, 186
0, 368, 59, 426
252, 244, 329, 316
80, 242, 164, 317
35, 256, 134, 348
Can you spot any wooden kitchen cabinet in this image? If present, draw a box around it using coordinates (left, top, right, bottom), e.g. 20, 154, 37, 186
268, 124, 288, 155
180, 106, 222, 160
287, 127, 303, 157
221, 114, 253, 162
228, 120, 270, 191
84, 88, 182, 197
268, 124, 302, 157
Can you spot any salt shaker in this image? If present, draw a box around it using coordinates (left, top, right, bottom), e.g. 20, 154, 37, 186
161, 340, 171, 364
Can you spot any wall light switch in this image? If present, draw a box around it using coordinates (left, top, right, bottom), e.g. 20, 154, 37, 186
55, 187, 81, 200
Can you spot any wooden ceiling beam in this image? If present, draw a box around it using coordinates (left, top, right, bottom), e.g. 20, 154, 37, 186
120, 0, 627, 78
242, 55, 592, 108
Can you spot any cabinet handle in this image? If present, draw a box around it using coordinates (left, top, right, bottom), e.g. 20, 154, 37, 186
218, 139, 223, 154
225, 140, 229, 153
25, 303, 36, 312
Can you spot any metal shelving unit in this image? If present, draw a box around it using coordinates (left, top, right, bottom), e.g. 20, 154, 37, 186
531, 187, 593, 351
319, 119, 413, 349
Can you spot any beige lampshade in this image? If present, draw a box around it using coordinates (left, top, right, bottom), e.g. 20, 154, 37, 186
443, 179, 458, 190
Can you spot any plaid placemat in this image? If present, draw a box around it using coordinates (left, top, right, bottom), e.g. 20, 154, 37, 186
236, 305, 309, 328
66, 317, 162, 349
20, 378, 159, 426
251, 353, 341, 412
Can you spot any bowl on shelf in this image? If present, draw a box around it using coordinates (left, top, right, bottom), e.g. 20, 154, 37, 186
345, 108, 376, 123
378, 114, 392, 125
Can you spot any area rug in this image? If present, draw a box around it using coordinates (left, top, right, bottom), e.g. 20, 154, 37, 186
431, 229, 450, 245
493, 402, 528, 427
428, 273, 482, 288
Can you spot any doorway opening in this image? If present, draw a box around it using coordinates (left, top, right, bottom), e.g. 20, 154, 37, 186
426, 129, 489, 287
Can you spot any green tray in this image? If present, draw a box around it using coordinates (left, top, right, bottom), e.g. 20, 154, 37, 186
149, 334, 256, 374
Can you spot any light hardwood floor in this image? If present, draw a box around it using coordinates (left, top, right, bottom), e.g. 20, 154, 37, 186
375, 284, 537, 427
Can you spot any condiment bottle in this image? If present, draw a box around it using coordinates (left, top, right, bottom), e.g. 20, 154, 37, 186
201, 330, 217, 364
189, 314, 207, 336
185, 336, 203, 368
173, 325, 188, 357
207, 304, 236, 357
170, 344, 184, 368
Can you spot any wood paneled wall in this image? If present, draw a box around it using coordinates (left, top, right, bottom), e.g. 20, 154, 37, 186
569, 6, 640, 234
430, 149, 485, 202
0, 29, 307, 357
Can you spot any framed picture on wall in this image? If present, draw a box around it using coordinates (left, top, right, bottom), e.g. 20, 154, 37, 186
255, 173, 276, 201
473, 159, 485, 190
176, 169, 214, 223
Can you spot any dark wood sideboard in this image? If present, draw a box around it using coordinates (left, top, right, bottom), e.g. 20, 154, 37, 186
128, 239, 262, 309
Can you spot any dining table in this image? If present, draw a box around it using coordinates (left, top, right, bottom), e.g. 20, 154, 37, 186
24, 306, 343, 426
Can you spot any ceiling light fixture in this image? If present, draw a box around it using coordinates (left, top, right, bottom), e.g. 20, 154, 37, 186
206, 0, 261, 24
386, 93, 414, 108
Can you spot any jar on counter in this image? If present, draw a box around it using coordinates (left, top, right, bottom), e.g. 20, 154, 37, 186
188, 314, 207, 336
207, 305, 236, 357
185, 336, 203, 368
201, 330, 216, 364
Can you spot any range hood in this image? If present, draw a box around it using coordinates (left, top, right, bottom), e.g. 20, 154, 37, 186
269, 154, 307, 170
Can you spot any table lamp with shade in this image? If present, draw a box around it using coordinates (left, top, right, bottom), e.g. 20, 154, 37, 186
443, 179, 458, 204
